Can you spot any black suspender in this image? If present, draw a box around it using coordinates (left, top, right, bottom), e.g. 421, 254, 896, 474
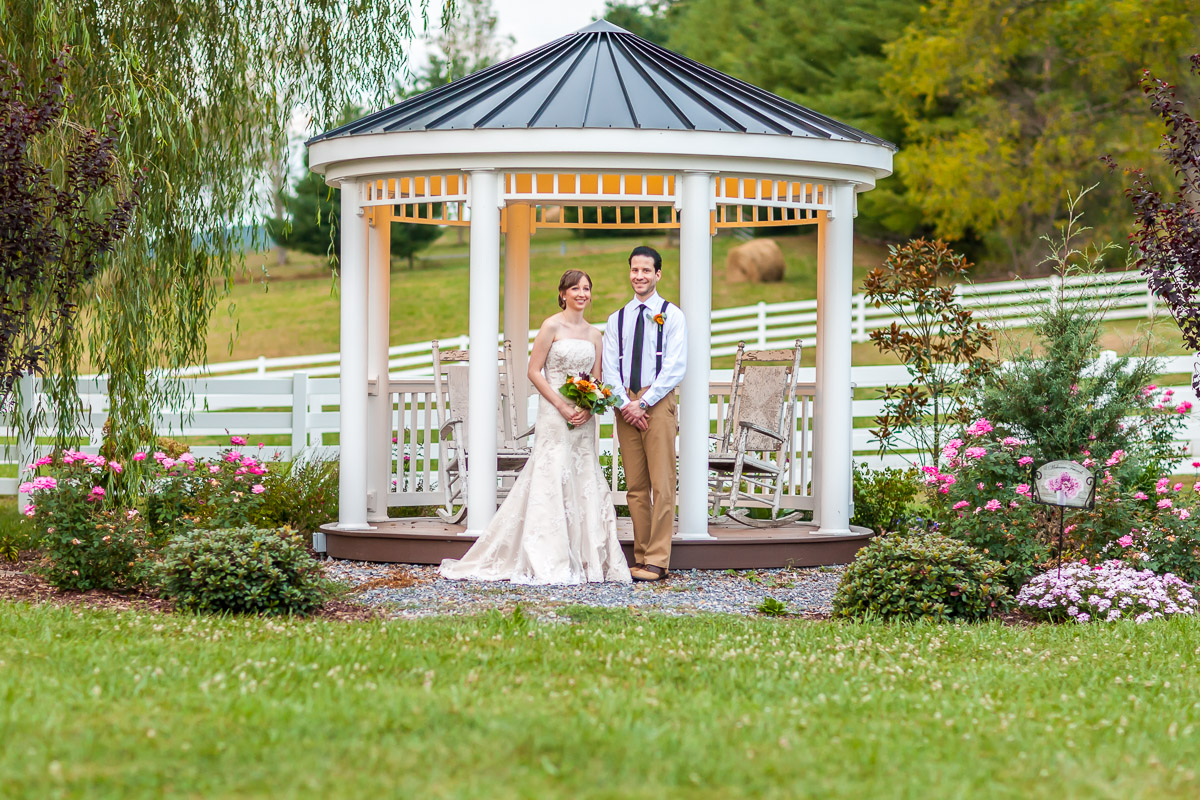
655, 299, 667, 374
617, 300, 670, 387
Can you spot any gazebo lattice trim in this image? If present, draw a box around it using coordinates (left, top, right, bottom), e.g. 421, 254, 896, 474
363, 170, 831, 231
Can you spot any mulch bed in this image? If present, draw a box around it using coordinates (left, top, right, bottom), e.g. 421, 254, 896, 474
0, 551, 1042, 626
0, 551, 379, 623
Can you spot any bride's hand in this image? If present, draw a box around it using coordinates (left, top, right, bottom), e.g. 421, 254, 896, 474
557, 402, 580, 423
573, 409, 592, 426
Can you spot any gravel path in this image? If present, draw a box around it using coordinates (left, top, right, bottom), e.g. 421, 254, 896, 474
323, 560, 846, 619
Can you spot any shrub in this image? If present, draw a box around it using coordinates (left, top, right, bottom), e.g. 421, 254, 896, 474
144, 436, 272, 537
158, 526, 327, 616
930, 419, 1200, 588
1016, 560, 1198, 623
833, 531, 1012, 622
22, 450, 150, 590
850, 464, 921, 534
0, 501, 39, 561
1099, 522, 1200, 584
968, 200, 1183, 486
254, 455, 339, 533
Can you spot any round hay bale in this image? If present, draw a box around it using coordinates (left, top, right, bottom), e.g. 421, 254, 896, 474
725, 238, 785, 283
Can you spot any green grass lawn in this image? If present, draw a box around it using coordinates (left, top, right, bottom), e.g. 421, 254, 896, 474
2, 601, 1198, 798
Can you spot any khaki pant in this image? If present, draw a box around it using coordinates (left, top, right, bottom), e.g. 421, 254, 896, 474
615, 388, 676, 569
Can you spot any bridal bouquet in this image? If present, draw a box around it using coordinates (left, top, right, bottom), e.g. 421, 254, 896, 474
560, 372, 620, 427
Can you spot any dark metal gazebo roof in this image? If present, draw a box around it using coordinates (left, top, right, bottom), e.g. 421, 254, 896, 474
310, 20, 894, 149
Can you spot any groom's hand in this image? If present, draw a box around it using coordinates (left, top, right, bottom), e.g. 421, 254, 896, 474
621, 401, 649, 432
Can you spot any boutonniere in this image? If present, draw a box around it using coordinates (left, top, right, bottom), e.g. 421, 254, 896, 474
653, 311, 666, 327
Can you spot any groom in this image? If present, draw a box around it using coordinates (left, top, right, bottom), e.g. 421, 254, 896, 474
602, 246, 687, 582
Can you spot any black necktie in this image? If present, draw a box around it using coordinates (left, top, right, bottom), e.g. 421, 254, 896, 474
629, 303, 646, 394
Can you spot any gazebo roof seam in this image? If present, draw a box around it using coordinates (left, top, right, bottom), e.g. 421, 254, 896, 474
307, 22, 896, 150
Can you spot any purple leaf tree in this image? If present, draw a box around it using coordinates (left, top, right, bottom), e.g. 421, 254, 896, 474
1107, 54, 1200, 394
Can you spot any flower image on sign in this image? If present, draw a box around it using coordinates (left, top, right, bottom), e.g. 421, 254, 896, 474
1033, 460, 1095, 509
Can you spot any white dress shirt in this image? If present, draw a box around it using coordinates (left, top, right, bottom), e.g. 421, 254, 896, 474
601, 291, 688, 408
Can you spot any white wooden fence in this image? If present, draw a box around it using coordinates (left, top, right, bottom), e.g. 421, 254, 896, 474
173, 269, 1159, 379
6, 353, 1199, 506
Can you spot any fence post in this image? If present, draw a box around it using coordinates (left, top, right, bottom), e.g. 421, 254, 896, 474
854, 293, 867, 343
1048, 273, 1062, 313
1147, 285, 1156, 317
756, 301, 767, 347
291, 371, 309, 461
16, 375, 34, 512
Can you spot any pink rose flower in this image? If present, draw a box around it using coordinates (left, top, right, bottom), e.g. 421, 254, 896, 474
22, 504, 35, 517
953, 500, 970, 510
1118, 534, 1134, 548
109, 462, 122, 474
251, 484, 266, 494
133, 452, 148, 461
1018, 456, 1034, 466
1134, 491, 1148, 500
984, 499, 1002, 511
964, 446, 987, 460
1157, 498, 1173, 509
965, 419, 994, 436
230, 435, 247, 446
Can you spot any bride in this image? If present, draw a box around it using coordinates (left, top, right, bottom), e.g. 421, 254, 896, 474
439, 270, 632, 584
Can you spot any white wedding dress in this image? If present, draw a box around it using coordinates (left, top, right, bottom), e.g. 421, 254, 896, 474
439, 339, 632, 585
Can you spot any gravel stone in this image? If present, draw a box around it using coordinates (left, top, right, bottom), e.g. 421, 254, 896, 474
323, 560, 846, 619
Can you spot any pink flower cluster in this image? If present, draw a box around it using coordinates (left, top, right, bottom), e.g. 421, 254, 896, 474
18, 476, 59, 494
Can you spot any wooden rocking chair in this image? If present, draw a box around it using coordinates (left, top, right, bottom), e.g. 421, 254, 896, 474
708, 340, 804, 527
432, 340, 533, 524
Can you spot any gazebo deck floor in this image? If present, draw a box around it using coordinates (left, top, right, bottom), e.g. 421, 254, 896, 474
319, 518, 873, 569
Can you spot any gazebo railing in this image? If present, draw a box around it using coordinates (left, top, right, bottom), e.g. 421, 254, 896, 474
381, 377, 820, 512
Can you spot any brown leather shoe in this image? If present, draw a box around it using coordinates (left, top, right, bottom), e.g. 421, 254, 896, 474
629, 562, 645, 572
631, 565, 668, 582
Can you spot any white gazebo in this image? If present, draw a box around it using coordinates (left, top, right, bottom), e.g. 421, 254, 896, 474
306, 21, 894, 560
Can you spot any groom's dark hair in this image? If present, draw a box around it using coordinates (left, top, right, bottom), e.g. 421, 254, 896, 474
628, 245, 662, 273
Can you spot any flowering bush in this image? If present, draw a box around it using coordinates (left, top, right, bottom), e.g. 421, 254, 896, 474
833, 530, 1012, 622
1099, 521, 1200, 584
145, 437, 272, 536
930, 416, 1200, 589
925, 424, 1048, 588
20, 450, 151, 590
1016, 560, 1198, 623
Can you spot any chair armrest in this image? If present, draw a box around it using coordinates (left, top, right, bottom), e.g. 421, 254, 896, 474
516, 425, 535, 441
439, 417, 463, 437
737, 421, 785, 442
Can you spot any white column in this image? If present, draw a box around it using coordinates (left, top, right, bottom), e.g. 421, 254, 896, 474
677, 171, 715, 539
337, 179, 371, 530
466, 170, 502, 535
366, 205, 392, 522
816, 183, 855, 535
812, 212, 827, 527
504, 202, 532, 432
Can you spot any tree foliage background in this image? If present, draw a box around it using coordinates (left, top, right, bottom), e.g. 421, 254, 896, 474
605, 0, 1200, 270
0, 0, 443, 453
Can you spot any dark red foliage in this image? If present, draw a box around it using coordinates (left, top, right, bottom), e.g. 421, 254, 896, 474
1106, 54, 1200, 392
0, 50, 140, 405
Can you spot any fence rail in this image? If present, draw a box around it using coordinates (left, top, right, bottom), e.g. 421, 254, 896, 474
7, 353, 1199, 502
170, 269, 1160, 379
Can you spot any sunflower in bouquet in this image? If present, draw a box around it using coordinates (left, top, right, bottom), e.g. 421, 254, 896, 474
560, 372, 621, 427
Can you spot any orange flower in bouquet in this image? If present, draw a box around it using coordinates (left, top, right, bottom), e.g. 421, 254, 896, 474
559, 371, 621, 428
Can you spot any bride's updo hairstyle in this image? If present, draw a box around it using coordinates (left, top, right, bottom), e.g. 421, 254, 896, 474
557, 269, 592, 310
